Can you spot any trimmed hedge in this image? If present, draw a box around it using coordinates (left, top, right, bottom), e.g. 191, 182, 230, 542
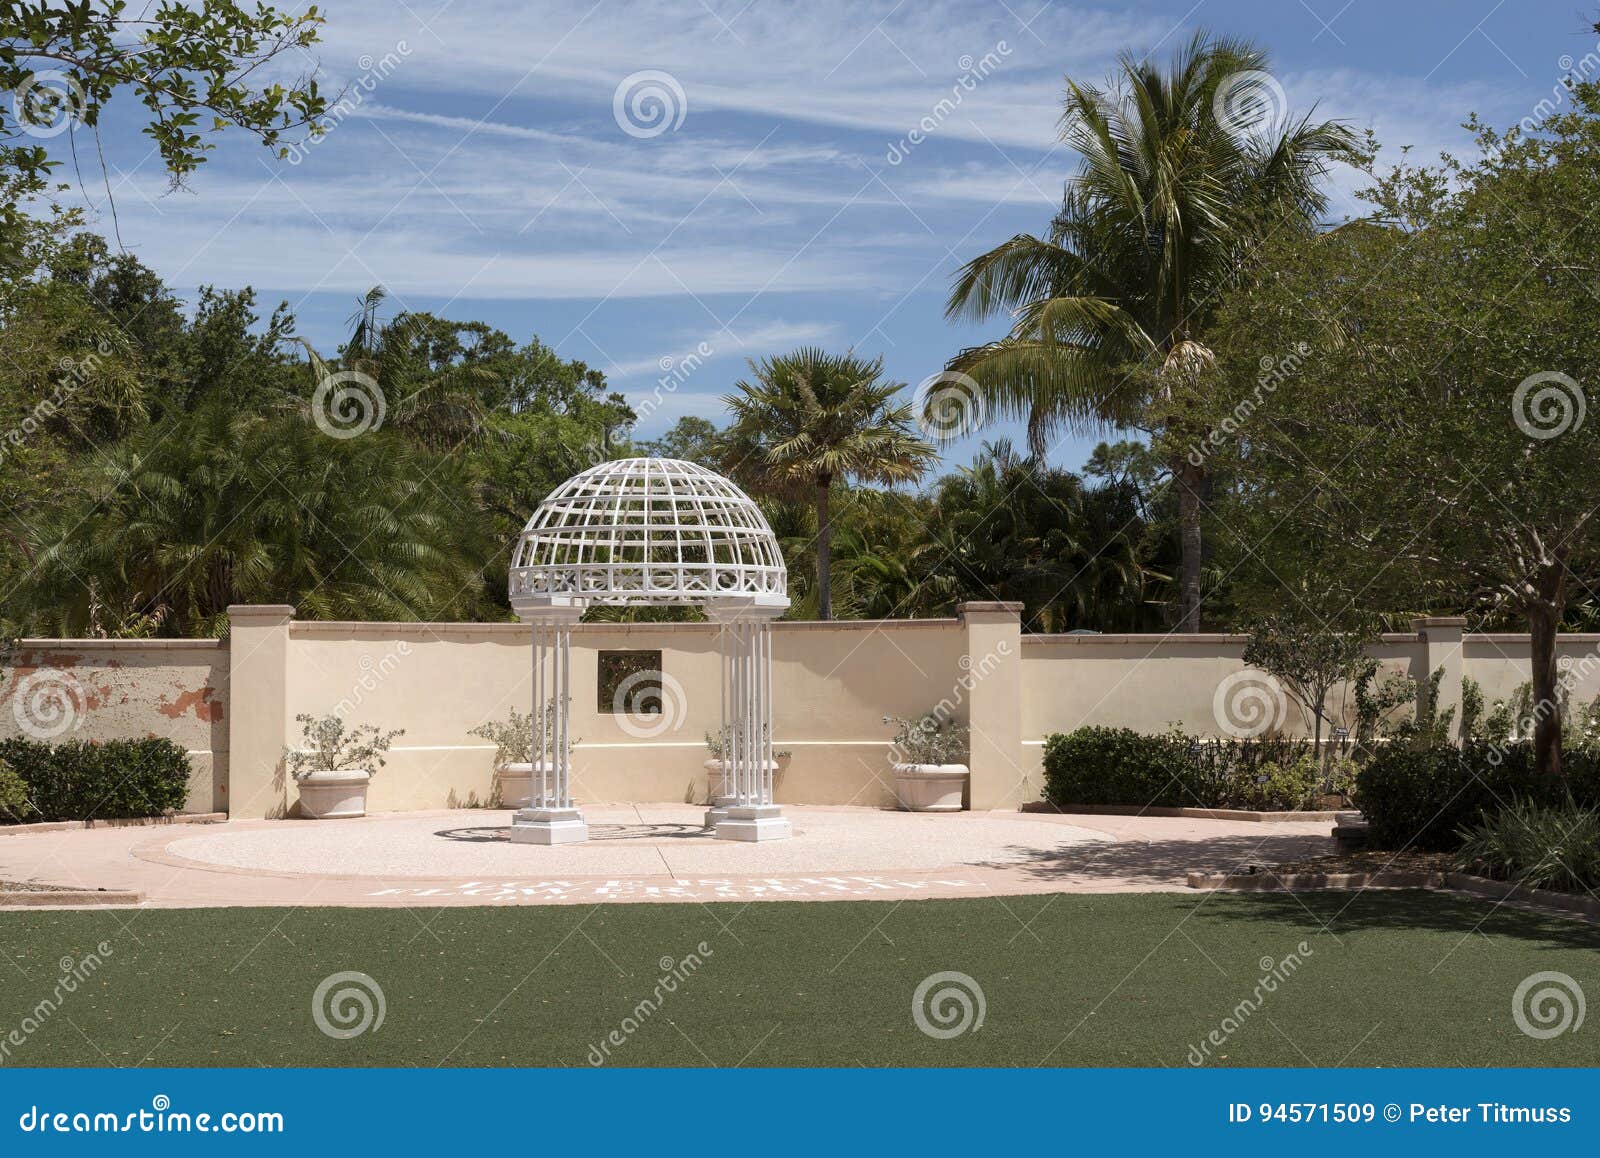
0, 737, 191, 823
1041, 726, 1325, 811
1355, 741, 1600, 851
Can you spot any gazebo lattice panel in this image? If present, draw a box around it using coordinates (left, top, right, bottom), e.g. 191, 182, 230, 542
510, 457, 786, 608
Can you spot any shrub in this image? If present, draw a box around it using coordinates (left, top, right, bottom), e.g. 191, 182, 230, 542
0, 737, 191, 822
1232, 753, 1322, 812
1355, 740, 1600, 851
1042, 727, 1189, 807
885, 713, 969, 766
0, 758, 32, 821
471, 709, 535, 768
1457, 800, 1600, 893
1039, 727, 1319, 810
285, 714, 403, 779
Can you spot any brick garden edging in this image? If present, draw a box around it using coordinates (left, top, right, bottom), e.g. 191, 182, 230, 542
1028, 802, 1350, 823
0, 889, 144, 907
0, 812, 227, 837
1186, 867, 1600, 921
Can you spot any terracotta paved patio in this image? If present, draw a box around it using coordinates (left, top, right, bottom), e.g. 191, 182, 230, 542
0, 805, 1338, 908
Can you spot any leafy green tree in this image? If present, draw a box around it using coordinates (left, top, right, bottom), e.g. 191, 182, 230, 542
1202, 90, 1600, 780
1242, 613, 1376, 761
944, 30, 1354, 632
721, 348, 935, 619
0, 1, 328, 256
637, 416, 720, 463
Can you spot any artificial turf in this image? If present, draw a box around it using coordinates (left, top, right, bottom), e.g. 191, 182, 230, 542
0, 891, 1595, 1067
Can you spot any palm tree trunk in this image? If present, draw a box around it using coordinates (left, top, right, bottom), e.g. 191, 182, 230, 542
1175, 459, 1204, 632
816, 480, 833, 620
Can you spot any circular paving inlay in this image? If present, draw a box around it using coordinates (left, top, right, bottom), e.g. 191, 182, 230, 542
162, 805, 1115, 880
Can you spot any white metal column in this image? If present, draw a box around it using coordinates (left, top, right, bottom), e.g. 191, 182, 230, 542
710, 599, 790, 841
509, 603, 587, 844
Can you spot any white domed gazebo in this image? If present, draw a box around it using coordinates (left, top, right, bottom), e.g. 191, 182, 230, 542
507, 457, 791, 845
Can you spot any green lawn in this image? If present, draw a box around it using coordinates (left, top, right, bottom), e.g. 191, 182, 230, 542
0, 892, 1595, 1067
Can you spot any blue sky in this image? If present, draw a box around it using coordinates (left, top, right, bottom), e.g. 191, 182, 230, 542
64, 0, 1597, 474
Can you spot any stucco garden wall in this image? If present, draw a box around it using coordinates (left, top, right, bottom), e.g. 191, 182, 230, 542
267, 614, 971, 816
13, 607, 1595, 820
0, 639, 228, 812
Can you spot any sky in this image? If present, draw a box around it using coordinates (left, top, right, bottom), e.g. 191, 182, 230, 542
55, 0, 1600, 474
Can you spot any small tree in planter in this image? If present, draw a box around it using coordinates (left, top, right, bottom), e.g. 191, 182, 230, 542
885, 712, 970, 812
702, 728, 789, 819
471, 701, 574, 808
285, 714, 404, 819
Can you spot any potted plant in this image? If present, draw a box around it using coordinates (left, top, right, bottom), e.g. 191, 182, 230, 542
702, 728, 788, 821
471, 708, 535, 808
885, 712, 969, 812
285, 714, 404, 819
471, 701, 574, 809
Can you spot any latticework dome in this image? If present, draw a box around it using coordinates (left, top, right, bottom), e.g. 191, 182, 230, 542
510, 457, 788, 608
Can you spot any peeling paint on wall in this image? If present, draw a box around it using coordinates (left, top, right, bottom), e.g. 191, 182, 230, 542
157, 686, 223, 722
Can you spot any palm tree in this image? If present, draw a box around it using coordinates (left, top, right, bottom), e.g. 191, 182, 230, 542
18, 397, 491, 635
924, 441, 1157, 631
294, 286, 495, 451
944, 30, 1355, 631
721, 348, 936, 619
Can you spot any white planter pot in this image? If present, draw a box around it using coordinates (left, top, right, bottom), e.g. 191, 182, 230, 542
891, 763, 968, 812
497, 762, 534, 809
704, 757, 779, 803
498, 760, 561, 809
296, 769, 371, 819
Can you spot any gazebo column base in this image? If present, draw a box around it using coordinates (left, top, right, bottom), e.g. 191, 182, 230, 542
509, 807, 588, 845
714, 804, 792, 842
703, 795, 736, 829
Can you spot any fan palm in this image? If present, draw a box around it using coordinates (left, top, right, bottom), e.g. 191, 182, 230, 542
721, 349, 936, 619
16, 397, 491, 634
944, 30, 1355, 631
